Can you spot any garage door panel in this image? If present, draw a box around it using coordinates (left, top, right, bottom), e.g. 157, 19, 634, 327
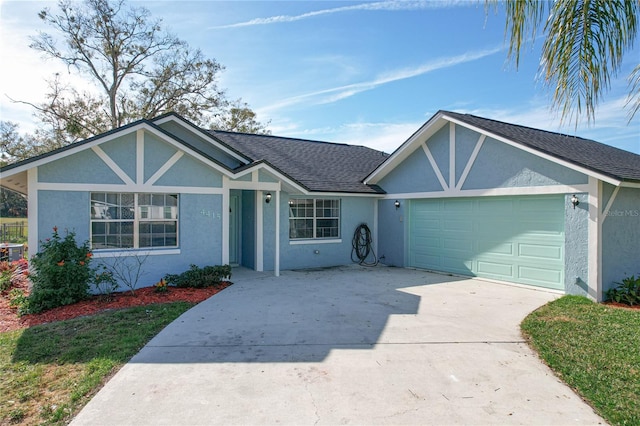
519, 196, 562, 212
443, 199, 473, 212
444, 219, 472, 232
477, 260, 514, 277
412, 253, 442, 268
413, 236, 440, 250
441, 257, 473, 274
518, 220, 564, 234
409, 195, 565, 290
477, 198, 515, 213
478, 241, 514, 256
518, 243, 562, 260
443, 237, 473, 251
518, 266, 563, 288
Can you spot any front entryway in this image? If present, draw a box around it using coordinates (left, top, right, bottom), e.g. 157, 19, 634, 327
408, 195, 565, 290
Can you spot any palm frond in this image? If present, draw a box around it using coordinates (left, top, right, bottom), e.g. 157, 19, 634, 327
542, 0, 639, 125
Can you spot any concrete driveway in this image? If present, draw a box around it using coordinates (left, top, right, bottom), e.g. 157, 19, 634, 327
71, 265, 604, 425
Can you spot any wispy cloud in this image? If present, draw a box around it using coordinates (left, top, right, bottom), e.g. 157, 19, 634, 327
257, 46, 503, 115
211, 0, 469, 29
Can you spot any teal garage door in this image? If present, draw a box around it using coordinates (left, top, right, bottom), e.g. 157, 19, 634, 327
409, 195, 565, 290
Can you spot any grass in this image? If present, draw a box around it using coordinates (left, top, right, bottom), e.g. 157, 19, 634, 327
0, 302, 194, 425
0, 217, 28, 225
521, 295, 640, 426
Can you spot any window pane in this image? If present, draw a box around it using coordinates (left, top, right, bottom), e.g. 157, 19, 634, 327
121, 193, 134, 207
120, 206, 135, 220
139, 221, 177, 248
139, 193, 151, 205
316, 219, 339, 238
288, 198, 340, 240
289, 218, 313, 239
91, 192, 178, 250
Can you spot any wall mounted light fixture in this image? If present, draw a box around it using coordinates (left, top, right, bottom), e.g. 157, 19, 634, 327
570, 194, 579, 209
265, 192, 272, 204
394, 200, 400, 210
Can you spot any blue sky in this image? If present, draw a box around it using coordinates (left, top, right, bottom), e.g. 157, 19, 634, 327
1, 0, 639, 154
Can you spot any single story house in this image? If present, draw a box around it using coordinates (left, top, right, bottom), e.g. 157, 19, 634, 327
1, 111, 639, 301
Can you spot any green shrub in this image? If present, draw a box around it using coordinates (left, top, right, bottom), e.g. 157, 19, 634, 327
164, 264, 231, 288
92, 265, 119, 296
8, 288, 29, 315
27, 228, 93, 313
606, 275, 640, 306
0, 267, 10, 292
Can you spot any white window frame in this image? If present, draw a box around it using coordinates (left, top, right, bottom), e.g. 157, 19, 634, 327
288, 198, 341, 242
90, 192, 179, 250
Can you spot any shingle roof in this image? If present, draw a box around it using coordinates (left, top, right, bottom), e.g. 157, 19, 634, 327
209, 130, 388, 193
442, 110, 640, 183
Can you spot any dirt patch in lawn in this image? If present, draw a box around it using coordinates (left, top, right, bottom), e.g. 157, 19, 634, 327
0, 282, 231, 333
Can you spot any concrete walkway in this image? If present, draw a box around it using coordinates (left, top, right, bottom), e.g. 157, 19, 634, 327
71, 265, 604, 425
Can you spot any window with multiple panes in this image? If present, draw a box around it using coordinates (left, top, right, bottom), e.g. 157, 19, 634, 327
90, 193, 178, 249
289, 198, 340, 240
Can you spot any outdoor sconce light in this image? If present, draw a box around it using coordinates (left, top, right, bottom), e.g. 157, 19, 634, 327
571, 194, 579, 209
394, 200, 400, 210
265, 192, 272, 204
288, 199, 294, 206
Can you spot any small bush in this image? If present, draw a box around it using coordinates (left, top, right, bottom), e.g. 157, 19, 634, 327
606, 275, 640, 306
92, 265, 119, 296
27, 228, 93, 313
8, 288, 29, 315
164, 264, 231, 288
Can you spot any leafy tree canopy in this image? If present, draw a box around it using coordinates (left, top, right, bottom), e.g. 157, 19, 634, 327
5, 0, 269, 162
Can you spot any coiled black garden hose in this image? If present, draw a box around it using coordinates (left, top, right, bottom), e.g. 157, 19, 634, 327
351, 223, 378, 266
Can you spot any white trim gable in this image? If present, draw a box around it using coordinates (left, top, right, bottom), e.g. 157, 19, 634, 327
365, 112, 623, 188
152, 113, 250, 165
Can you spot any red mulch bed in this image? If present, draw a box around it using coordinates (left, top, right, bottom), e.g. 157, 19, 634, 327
0, 281, 231, 333
603, 301, 640, 311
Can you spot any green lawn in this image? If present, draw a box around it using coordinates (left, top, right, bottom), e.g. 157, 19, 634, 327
521, 295, 640, 425
0, 302, 193, 425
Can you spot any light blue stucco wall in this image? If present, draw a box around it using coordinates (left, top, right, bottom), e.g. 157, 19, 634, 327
378, 148, 444, 193
428, 125, 449, 183
38, 149, 124, 184
259, 194, 376, 271
463, 137, 588, 189
377, 199, 405, 267
454, 126, 480, 184
154, 154, 223, 187
38, 191, 91, 250
259, 170, 279, 183
602, 187, 640, 293
100, 134, 137, 181
564, 193, 590, 297
143, 133, 179, 182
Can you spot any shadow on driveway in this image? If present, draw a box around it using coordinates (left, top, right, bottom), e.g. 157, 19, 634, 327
131, 265, 462, 363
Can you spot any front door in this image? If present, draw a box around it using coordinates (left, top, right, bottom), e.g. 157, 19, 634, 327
229, 194, 240, 266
